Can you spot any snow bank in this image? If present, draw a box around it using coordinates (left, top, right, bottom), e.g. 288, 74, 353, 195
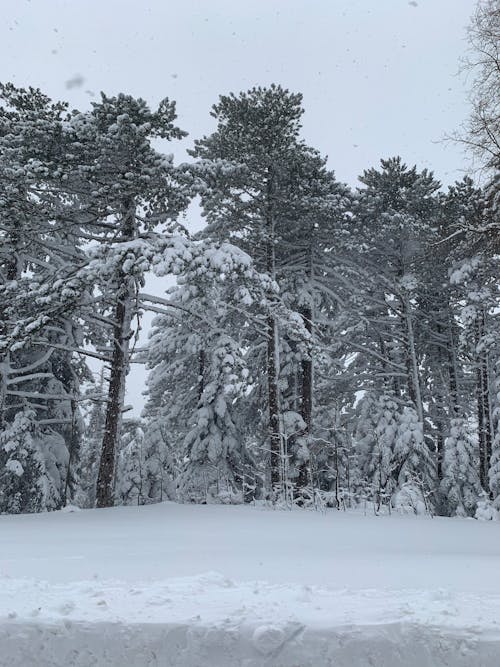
1, 502, 500, 665
2, 618, 500, 667
2, 575, 500, 666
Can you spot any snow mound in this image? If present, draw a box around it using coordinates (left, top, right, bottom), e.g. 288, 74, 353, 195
1, 617, 500, 666
1, 575, 500, 666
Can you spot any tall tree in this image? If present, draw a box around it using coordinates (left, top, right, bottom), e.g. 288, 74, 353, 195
459, 0, 500, 173
59, 94, 190, 507
192, 85, 324, 494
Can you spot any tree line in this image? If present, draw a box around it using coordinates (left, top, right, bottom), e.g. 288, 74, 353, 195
0, 77, 497, 517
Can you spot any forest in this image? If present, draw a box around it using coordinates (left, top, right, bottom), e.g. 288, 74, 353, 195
0, 2, 498, 519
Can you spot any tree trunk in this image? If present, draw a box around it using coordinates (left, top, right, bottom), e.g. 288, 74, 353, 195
265, 169, 282, 494
402, 294, 424, 423
476, 311, 492, 491
447, 322, 460, 417
267, 313, 281, 490
96, 201, 136, 508
297, 304, 312, 490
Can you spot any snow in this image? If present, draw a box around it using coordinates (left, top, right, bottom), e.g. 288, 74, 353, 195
1, 502, 500, 666
4, 459, 23, 476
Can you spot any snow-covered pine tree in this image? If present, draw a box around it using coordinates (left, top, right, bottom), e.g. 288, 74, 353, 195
115, 418, 150, 506
142, 312, 198, 499
177, 333, 249, 503
57, 93, 191, 508
0, 83, 91, 510
143, 238, 287, 503
75, 373, 107, 508
274, 150, 353, 491
355, 393, 400, 510
450, 253, 498, 491
393, 405, 435, 510
441, 416, 482, 516
192, 85, 329, 495
355, 157, 441, 428
0, 408, 46, 514
413, 183, 472, 489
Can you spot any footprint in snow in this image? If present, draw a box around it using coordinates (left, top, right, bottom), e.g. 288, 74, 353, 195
58, 601, 75, 616
147, 596, 171, 606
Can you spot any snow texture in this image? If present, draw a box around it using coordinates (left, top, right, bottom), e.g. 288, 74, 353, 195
1, 502, 500, 666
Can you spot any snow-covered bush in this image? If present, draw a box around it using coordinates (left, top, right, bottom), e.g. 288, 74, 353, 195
0, 410, 44, 514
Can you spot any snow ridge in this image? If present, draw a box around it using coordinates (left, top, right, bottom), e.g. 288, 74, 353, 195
1, 574, 500, 667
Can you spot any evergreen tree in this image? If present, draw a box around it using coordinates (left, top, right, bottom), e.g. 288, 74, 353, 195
441, 417, 482, 516
60, 93, 191, 507
192, 85, 332, 495
0, 408, 44, 513
355, 393, 400, 510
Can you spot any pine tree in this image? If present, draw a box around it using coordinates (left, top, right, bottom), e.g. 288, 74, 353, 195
394, 405, 434, 502
115, 418, 149, 505
0, 409, 44, 513
441, 417, 482, 516
192, 85, 326, 494
59, 93, 191, 507
0, 84, 90, 508
143, 240, 278, 503
177, 333, 248, 503
355, 393, 400, 510
355, 157, 441, 426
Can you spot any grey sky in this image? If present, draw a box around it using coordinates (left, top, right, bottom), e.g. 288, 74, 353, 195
3, 0, 474, 185
2, 0, 476, 413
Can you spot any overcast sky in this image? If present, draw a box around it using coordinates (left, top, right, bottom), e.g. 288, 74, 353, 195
2, 0, 476, 413
3, 0, 475, 184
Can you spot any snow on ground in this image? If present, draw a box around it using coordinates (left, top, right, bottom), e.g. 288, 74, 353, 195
1, 502, 500, 666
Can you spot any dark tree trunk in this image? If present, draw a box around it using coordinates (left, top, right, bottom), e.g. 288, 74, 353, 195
95, 286, 134, 507
447, 325, 460, 417
297, 305, 312, 490
434, 322, 447, 484
268, 312, 281, 490
265, 169, 282, 493
401, 294, 424, 423
476, 311, 492, 491
96, 201, 136, 508
300, 306, 313, 431
436, 431, 444, 482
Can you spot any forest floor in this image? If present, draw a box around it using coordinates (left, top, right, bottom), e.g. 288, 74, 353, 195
1, 501, 500, 666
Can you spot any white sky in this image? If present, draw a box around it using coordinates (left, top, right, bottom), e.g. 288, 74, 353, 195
2, 0, 476, 414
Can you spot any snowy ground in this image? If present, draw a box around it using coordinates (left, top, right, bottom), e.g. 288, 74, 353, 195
1, 502, 500, 666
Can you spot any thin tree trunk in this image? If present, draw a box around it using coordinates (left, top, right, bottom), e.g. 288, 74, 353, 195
478, 359, 487, 489
268, 312, 281, 490
476, 311, 492, 491
434, 322, 448, 484
402, 295, 424, 423
62, 396, 79, 507
447, 321, 460, 417
300, 323, 312, 432
265, 169, 282, 494
197, 349, 205, 402
96, 201, 136, 508
475, 311, 492, 491
482, 355, 492, 485
297, 304, 312, 490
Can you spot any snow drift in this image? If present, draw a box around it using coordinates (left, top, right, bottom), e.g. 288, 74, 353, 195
1, 502, 500, 666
